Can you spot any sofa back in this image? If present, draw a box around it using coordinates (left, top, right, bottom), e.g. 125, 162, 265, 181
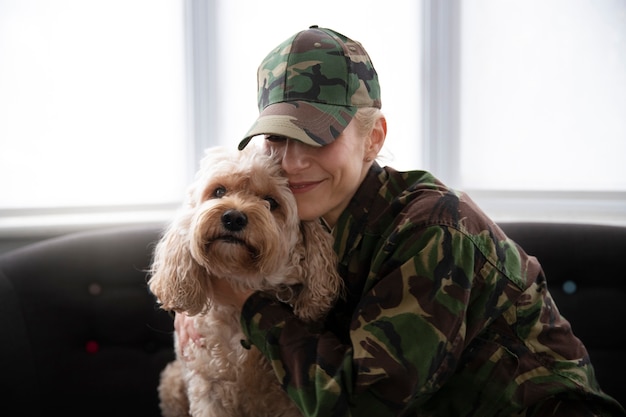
0, 222, 624, 415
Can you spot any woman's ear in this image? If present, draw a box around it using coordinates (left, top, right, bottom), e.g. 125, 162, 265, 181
367, 115, 387, 156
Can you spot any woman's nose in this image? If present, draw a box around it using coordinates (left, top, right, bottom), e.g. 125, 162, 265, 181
281, 139, 309, 172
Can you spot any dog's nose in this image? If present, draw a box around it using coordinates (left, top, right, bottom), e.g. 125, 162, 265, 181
221, 209, 248, 231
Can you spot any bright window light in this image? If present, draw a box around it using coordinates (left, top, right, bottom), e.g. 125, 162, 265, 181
0, 0, 187, 209
460, 0, 626, 191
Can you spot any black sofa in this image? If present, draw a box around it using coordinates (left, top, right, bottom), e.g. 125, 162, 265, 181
0, 222, 624, 416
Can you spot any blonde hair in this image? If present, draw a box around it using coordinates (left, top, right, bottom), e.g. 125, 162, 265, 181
354, 107, 384, 137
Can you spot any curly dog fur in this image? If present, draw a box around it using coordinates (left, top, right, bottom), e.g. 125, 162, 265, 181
148, 146, 342, 417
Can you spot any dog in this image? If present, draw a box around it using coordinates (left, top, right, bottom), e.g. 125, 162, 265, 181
148, 145, 343, 417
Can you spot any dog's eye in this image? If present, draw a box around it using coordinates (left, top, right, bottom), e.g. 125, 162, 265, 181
264, 196, 279, 211
213, 186, 226, 198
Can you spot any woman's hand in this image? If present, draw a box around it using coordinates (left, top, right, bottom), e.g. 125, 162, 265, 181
174, 313, 202, 357
174, 279, 254, 358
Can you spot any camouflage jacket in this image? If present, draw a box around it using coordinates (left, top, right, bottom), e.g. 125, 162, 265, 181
241, 163, 625, 416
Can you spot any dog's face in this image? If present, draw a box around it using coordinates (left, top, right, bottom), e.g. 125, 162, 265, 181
187, 146, 299, 279
149, 146, 305, 314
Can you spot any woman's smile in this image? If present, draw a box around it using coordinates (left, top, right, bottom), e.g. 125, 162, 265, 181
288, 180, 322, 194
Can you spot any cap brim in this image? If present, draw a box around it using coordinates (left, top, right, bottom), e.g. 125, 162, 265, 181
239, 101, 356, 150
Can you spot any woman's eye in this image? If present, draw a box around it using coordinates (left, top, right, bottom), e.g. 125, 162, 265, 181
264, 196, 279, 211
213, 186, 226, 198
265, 135, 287, 143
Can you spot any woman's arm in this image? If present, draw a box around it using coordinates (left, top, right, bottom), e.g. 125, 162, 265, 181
240, 225, 505, 416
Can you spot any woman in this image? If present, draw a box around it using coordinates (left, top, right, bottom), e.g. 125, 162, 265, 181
177, 26, 625, 416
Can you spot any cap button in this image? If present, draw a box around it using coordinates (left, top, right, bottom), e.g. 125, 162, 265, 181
309, 25, 319, 29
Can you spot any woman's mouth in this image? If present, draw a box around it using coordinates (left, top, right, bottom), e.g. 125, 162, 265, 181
289, 181, 320, 194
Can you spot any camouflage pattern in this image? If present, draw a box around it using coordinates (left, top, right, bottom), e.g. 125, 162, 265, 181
239, 26, 381, 150
241, 164, 626, 416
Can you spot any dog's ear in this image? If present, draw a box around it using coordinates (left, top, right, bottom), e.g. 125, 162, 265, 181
148, 214, 211, 316
292, 221, 344, 322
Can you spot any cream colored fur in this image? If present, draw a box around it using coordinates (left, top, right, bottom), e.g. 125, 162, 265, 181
148, 146, 342, 417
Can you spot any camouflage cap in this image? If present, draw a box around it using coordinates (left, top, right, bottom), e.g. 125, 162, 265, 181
238, 26, 381, 150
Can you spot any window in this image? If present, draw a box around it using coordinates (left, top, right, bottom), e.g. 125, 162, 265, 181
0, 0, 187, 233
459, 0, 626, 192
423, 0, 626, 224
1, 0, 624, 239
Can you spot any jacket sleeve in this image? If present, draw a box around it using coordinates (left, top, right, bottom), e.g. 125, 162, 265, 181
241, 294, 357, 416
240, 225, 522, 416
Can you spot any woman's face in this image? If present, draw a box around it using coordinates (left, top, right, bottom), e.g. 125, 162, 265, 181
265, 119, 371, 227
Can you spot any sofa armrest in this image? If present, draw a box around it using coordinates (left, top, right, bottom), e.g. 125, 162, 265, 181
499, 222, 626, 406
0, 226, 175, 417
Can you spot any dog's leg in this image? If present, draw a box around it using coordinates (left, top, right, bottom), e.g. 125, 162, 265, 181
158, 360, 191, 417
